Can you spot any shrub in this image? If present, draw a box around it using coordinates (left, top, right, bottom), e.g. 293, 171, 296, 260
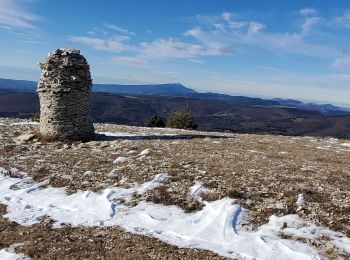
166, 108, 198, 130
145, 114, 165, 127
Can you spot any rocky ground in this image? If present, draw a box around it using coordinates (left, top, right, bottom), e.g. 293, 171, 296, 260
0, 118, 349, 259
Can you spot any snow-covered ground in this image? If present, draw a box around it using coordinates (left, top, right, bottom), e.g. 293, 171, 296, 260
0, 244, 29, 260
313, 137, 350, 152
1, 168, 349, 259
97, 131, 198, 140
0, 122, 350, 259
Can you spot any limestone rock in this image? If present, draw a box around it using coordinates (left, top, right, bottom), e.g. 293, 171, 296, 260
14, 132, 36, 144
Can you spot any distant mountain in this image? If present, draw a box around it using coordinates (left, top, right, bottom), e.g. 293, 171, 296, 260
0, 78, 196, 96
0, 78, 37, 92
274, 98, 350, 116
93, 83, 196, 95
273, 98, 303, 106
188, 92, 279, 106
0, 77, 349, 115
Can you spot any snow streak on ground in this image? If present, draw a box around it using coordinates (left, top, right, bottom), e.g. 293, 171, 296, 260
190, 182, 208, 199
313, 137, 350, 152
0, 244, 29, 260
1, 168, 350, 259
10, 122, 40, 126
98, 131, 180, 140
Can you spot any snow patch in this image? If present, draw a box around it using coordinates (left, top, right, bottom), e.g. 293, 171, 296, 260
296, 194, 305, 207
0, 172, 168, 227
98, 131, 136, 137
300, 166, 316, 172
98, 131, 179, 140
136, 173, 169, 194
248, 150, 264, 154
0, 170, 349, 259
139, 149, 151, 156
190, 182, 208, 198
0, 244, 29, 260
113, 157, 130, 164
107, 169, 119, 177
326, 138, 339, 144
11, 121, 39, 126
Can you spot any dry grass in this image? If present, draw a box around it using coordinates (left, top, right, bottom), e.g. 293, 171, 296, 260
0, 118, 349, 258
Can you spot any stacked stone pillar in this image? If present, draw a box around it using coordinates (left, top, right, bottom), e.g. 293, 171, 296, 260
37, 48, 95, 141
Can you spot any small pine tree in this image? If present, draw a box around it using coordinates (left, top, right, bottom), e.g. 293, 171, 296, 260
166, 108, 198, 130
145, 114, 165, 127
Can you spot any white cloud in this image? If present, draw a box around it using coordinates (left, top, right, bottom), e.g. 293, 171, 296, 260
103, 23, 136, 36
222, 12, 247, 30
184, 12, 339, 59
69, 36, 133, 52
184, 27, 234, 55
248, 22, 265, 35
222, 12, 232, 22
0, 0, 40, 30
139, 38, 219, 59
334, 11, 350, 28
301, 16, 321, 35
110, 56, 150, 68
258, 32, 339, 59
111, 35, 130, 41
256, 66, 286, 73
331, 57, 350, 70
188, 59, 204, 64
70, 10, 341, 67
87, 30, 96, 36
184, 27, 202, 38
299, 8, 318, 17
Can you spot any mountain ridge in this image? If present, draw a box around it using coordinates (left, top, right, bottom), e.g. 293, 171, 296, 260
0, 77, 348, 116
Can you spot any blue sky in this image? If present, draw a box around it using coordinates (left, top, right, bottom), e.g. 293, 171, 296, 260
0, 0, 350, 106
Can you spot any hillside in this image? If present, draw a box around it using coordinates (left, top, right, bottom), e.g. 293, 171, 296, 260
1, 90, 350, 139
1, 77, 349, 116
0, 118, 349, 259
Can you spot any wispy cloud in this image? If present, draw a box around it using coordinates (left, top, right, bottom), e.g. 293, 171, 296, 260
248, 21, 265, 36
331, 56, 350, 71
301, 16, 321, 35
299, 8, 318, 17
110, 56, 150, 68
139, 38, 223, 59
184, 26, 234, 55
103, 23, 136, 36
256, 66, 287, 73
87, 30, 96, 36
334, 10, 350, 28
69, 36, 133, 52
188, 58, 204, 64
0, 0, 40, 30
184, 12, 339, 59
71, 10, 341, 64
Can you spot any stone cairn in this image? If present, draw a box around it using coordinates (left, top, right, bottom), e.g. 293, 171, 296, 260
37, 48, 95, 141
